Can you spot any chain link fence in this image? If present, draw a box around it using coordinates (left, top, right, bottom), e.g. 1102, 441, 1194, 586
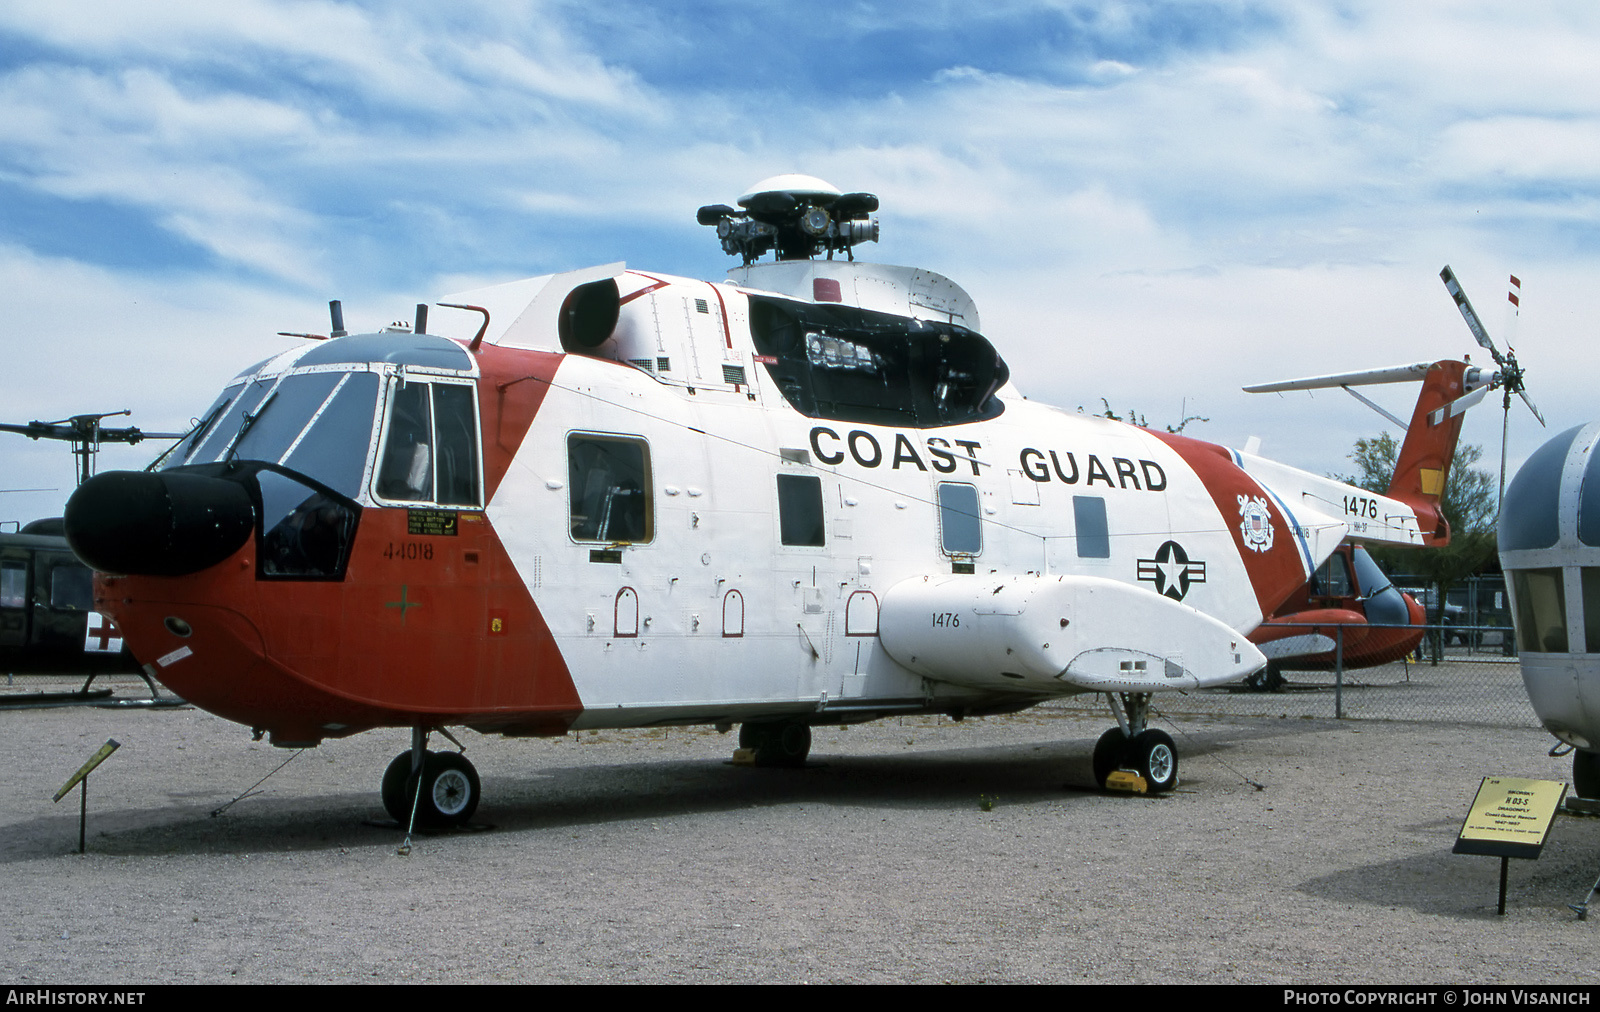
1035, 572, 1536, 728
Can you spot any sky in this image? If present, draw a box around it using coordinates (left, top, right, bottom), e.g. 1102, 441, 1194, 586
3, 0, 1597, 526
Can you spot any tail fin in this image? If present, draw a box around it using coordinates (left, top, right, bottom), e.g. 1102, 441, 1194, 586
1245, 357, 1487, 548
1386, 359, 1472, 547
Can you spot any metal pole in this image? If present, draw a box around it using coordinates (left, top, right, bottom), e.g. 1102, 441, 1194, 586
78, 776, 87, 855
1335, 625, 1345, 720
1499, 856, 1509, 916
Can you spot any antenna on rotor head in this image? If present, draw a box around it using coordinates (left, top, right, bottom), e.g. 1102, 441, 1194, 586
697, 174, 880, 266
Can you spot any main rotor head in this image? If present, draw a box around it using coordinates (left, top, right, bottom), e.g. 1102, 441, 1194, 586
698, 174, 880, 265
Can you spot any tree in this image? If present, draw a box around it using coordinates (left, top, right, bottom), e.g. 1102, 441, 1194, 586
1085, 399, 1208, 434
1337, 434, 1497, 656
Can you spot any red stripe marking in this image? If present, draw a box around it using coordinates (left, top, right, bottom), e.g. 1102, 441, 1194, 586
619, 272, 672, 307
1147, 430, 1309, 619
707, 281, 734, 348
474, 343, 563, 503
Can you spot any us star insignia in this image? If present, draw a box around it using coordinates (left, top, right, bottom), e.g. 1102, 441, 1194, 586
1137, 540, 1207, 601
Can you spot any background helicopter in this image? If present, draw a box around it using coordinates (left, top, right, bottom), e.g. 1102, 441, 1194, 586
1, 410, 181, 696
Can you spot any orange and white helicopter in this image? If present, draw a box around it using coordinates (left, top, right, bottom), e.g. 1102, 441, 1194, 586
64, 175, 1482, 826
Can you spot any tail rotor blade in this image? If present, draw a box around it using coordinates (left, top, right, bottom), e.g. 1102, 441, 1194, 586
1518, 388, 1547, 428
1427, 384, 1490, 426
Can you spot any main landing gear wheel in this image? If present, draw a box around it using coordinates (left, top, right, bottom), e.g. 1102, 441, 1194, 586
739, 719, 812, 767
1092, 727, 1128, 789
1094, 693, 1179, 794
1574, 750, 1600, 799
1128, 729, 1178, 793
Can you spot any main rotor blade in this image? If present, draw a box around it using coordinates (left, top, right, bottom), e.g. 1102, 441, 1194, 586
0, 421, 76, 441
1440, 265, 1505, 365
1244, 361, 1435, 393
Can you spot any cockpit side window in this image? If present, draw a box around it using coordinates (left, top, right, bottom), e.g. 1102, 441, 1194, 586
377, 382, 435, 502
1311, 553, 1353, 599
433, 383, 481, 507
1510, 568, 1568, 653
374, 378, 482, 507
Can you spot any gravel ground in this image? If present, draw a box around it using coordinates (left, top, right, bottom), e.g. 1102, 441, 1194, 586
2, 670, 1597, 985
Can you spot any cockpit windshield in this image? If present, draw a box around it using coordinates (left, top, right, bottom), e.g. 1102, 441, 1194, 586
748, 296, 1007, 428
157, 369, 381, 500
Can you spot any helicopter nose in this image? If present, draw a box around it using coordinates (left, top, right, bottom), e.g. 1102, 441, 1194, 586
65, 470, 255, 576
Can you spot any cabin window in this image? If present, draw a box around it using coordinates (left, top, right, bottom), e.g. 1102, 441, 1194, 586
777, 474, 825, 547
1073, 495, 1110, 558
1, 562, 25, 608
568, 435, 653, 543
1510, 568, 1568, 653
48, 566, 93, 611
938, 482, 982, 555
376, 380, 481, 507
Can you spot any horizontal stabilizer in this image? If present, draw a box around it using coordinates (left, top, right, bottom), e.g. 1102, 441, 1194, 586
1244, 361, 1435, 394
879, 573, 1265, 694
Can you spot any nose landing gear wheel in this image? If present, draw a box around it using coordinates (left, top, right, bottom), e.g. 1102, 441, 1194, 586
383, 749, 481, 828
414, 751, 480, 827
381, 750, 419, 823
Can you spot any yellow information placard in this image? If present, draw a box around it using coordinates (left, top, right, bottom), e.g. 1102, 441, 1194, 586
1453, 776, 1566, 859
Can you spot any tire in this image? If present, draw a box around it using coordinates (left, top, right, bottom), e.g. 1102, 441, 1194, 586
381, 749, 423, 823
1092, 727, 1128, 789
742, 720, 810, 767
409, 751, 481, 828
1129, 729, 1179, 794
1574, 751, 1600, 799
738, 722, 770, 751
1244, 664, 1284, 692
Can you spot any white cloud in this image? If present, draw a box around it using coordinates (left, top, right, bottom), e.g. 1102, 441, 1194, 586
3, 0, 1599, 519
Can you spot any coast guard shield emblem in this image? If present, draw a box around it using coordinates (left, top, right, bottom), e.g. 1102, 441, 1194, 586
1237, 495, 1275, 553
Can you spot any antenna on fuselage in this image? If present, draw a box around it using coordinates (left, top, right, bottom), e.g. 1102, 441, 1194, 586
329, 300, 347, 338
